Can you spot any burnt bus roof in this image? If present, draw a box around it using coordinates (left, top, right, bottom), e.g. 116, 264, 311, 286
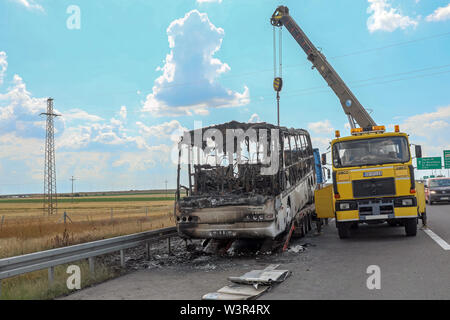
180, 120, 310, 147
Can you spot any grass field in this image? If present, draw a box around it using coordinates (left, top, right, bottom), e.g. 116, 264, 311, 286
0, 193, 176, 299
0, 193, 176, 258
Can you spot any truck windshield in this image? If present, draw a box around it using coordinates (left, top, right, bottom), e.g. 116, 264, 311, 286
332, 136, 410, 168
429, 179, 450, 187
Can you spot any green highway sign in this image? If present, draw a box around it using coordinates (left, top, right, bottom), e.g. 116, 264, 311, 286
430, 175, 435, 178
444, 150, 450, 169
417, 157, 442, 170
423, 176, 429, 179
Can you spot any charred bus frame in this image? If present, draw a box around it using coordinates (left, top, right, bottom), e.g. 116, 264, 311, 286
175, 121, 317, 240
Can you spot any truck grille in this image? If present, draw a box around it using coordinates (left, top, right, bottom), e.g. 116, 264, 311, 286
352, 178, 395, 198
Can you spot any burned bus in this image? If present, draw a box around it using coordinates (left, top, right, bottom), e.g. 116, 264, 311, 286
175, 121, 317, 240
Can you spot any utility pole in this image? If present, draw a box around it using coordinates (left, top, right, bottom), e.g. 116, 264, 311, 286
41, 98, 61, 216
70, 176, 77, 202
165, 180, 168, 196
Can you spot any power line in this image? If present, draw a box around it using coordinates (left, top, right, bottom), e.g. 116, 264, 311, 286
281, 63, 450, 96
75, 30, 450, 99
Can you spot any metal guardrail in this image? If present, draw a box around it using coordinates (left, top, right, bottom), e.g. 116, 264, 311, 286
0, 226, 177, 293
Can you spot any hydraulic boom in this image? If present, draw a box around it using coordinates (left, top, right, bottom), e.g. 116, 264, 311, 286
271, 6, 376, 129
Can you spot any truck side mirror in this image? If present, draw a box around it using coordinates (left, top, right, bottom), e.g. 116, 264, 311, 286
415, 145, 422, 159
321, 153, 327, 166
327, 168, 331, 180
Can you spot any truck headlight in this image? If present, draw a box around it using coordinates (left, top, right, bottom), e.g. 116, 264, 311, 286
402, 199, 413, 206
340, 203, 350, 210
430, 191, 436, 194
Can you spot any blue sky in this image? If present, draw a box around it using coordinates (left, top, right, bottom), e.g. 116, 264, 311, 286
0, 0, 449, 194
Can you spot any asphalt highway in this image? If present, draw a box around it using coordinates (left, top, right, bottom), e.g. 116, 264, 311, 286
63, 203, 450, 300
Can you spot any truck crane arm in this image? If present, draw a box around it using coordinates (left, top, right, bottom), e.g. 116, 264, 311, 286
271, 6, 376, 129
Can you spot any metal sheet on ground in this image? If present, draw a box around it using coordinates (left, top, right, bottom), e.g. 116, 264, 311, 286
202, 264, 290, 300
202, 284, 269, 300
228, 269, 291, 285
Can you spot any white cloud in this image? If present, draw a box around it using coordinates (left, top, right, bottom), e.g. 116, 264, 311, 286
136, 120, 187, 142
311, 136, 331, 153
0, 54, 184, 193
142, 10, 249, 117
0, 74, 52, 138
307, 120, 334, 134
367, 0, 418, 32
426, 4, 450, 22
57, 151, 112, 182
196, 0, 223, 3
248, 113, 261, 123
397, 105, 450, 157
119, 105, 127, 120
112, 145, 173, 171
64, 109, 104, 122
12, 0, 44, 12
0, 52, 7, 86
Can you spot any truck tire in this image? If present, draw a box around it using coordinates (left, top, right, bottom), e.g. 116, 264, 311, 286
337, 222, 351, 239
405, 218, 417, 236
421, 212, 427, 227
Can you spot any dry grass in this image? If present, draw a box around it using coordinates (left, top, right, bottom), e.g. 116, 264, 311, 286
0, 194, 177, 300
1, 259, 118, 300
0, 194, 176, 258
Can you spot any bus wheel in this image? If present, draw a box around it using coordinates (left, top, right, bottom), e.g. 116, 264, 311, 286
337, 222, 350, 239
405, 218, 417, 236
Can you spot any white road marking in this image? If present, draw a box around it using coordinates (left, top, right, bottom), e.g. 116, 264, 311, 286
423, 228, 450, 251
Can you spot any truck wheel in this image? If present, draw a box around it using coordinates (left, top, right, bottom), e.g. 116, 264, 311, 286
421, 212, 427, 227
337, 222, 351, 239
405, 218, 417, 236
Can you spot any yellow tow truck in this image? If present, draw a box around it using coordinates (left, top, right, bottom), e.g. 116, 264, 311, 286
270, 6, 426, 238
315, 125, 426, 238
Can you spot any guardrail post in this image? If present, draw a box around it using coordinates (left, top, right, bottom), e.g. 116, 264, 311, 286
120, 250, 125, 267
89, 257, 95, 277
167, 237, 171, 255
48, 266, 54, 285
146, 242, 150, 260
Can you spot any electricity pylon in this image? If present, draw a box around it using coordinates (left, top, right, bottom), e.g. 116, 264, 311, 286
41, 98, 61, 215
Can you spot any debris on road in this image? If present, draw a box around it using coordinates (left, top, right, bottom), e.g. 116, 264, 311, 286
202, 264, 291, 300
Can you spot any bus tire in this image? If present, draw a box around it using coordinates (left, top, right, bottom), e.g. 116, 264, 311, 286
405, 218, 417, 237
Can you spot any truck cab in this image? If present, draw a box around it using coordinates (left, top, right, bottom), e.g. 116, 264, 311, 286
315, 125, 425, 238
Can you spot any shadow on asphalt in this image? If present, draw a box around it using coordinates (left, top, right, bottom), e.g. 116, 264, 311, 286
343, 223, 416, 242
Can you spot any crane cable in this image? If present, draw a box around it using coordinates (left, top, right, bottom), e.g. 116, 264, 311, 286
273, 26, 283, 126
